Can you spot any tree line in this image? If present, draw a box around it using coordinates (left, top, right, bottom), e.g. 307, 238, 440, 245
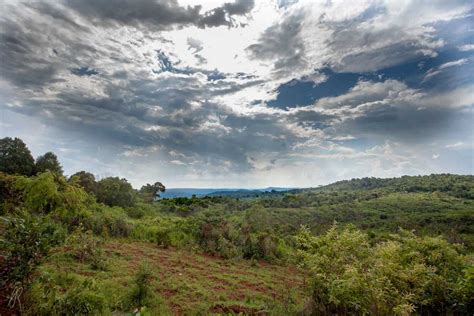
0, 137, 165, 208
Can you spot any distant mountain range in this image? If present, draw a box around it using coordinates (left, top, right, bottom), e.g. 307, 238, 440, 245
160, 187, 293, 198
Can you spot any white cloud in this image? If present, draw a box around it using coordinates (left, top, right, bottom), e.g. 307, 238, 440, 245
423, 58, 469, 81
1, 0, 473, 187
445, 142, 465, 148
458, 44, 474, 52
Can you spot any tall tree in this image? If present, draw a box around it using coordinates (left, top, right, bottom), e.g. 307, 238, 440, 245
139, 182, 166, 203
0, 137, 35, 176
69, 171, 97, 195
96, 177, 136, 207
35, 152, 63, 176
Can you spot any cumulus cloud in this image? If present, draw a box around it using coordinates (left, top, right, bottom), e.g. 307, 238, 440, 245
0, 0, 473, 187
458, 44, 474, 52
246, 0, 471, 80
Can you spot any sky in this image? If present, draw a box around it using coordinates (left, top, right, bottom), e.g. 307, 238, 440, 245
0, 0, 473, 189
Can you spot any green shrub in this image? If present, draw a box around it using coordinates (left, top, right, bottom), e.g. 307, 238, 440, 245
66, 227, 106, 270
155, 228, 172, 248
0, 212, 65, 309
127, 262, 156, 309
295, 225, 473, 315
126, 202, 158, 219
15, 172, 59, 213
81, 205, 133, 238
0, 172, 23, 214
217, 236, 241, 259
14, 172, 89, 217
130, 223, 160, 241
30, 273, 108, 315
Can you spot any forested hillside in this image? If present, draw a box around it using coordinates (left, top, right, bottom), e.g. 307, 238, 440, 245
1, 138, 473, 315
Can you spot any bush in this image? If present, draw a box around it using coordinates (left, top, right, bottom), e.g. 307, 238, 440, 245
66, 227, 106, 270
155, 228, 172, 248
295, 225, 473, 315
81, 205, 133, 238
30, 273, 108, 315
217, 236, 241, 259
0, 172, 23, 214
14, 172, 88, 216
0, 212, 65, 309
15, 172, 59, 213
127, 262, 156, 309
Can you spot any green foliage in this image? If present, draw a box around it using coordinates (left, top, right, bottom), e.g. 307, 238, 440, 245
15, 172, 58, 213
15, 172, 88, 216
155, 227, 172, 248
0, 172, 23, 214
127, 262, 156, 309
125, 202, 159, 219
79, 204, 133, 238
69, 171, 97, 195
96, 176, 137, 208
0, 212, 65, 307
67, 227, 106, 270
140, 181, 166, 203
56, 178, 89, 216
0, 137, 35, 176
315, 174, 474, 199
35, 152, 63, 176
296, 225, 473, 315
30, 273, 108, 315
0, 142, 472, 315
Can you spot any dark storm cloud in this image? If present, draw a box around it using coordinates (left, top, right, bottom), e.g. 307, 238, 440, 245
13, 90, 296, 172
197, 0, 255, 28
0, 0, 277, 173
0, 3, 105, 88
0, 18, 61, 87
65, 0, 254, 30
246, 10, 306, 77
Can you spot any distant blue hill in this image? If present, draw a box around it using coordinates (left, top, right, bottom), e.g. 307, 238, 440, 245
160, 187, 293, 198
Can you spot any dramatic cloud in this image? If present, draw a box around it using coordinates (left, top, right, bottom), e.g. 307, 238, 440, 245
65, 0, 255, 30
0, 0, 473, 188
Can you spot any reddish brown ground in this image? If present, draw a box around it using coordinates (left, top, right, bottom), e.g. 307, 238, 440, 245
103, 241, 307, 315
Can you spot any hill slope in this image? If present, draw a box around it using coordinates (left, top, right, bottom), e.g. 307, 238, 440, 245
31, 241, 306, 315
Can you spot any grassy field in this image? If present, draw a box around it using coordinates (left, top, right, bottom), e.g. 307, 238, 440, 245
32, 240, 307, 315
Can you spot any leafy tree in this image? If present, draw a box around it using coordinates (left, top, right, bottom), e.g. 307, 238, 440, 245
15, 172, 87, 216
96, 177, 136, 208
69, 171, 97, 195
139, 181, 166, 203
0, 137, 35, 176
15, 172, 59, 213
35, 152, 63, 175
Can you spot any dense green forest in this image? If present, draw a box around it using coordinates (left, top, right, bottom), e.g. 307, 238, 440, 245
1, 137, 473, 315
